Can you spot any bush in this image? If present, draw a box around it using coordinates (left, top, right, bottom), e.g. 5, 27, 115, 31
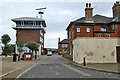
59, 52, 66, 55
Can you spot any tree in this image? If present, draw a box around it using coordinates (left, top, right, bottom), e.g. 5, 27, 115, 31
2, 45, 13, 57
1, 34, 11, 57
27, 42, 39, 59
17, 40, 24, 61
1, 34, 11, 45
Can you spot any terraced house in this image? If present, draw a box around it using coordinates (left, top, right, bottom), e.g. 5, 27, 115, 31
66, 2, 120, 63
12, 16, 46, 55
58, 38, 68, 54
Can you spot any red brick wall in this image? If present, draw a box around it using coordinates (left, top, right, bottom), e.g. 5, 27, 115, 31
75, 25, 94, 37
58, 43, 68, 53
94, 25, 111, 31
16, 30, 41, 43
67, 23, 120, 56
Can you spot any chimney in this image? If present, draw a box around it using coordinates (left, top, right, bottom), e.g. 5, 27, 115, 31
112, 1, 120, 19
85, 3, 93, 21
58, 38, 60, 43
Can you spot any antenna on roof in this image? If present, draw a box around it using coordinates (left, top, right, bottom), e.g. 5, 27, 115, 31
36, 7, 46, 19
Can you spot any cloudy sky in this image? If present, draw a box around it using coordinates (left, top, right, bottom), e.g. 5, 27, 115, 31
0, 0, 118, 48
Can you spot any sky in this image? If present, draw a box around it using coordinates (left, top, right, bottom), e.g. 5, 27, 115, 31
0, 0, 119, 48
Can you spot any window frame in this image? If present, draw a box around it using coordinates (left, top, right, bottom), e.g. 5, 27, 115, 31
87, 27, 90, 32
62, 44, 64, 48
100, 27, 106, 32
77, 27, 80, 32
98, 34, 101, 37
108, 34, 111, 37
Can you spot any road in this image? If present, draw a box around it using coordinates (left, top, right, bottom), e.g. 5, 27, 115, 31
20, 54, 120, 79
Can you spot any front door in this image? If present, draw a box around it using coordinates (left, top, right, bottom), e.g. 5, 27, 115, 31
116, 47, 120, 63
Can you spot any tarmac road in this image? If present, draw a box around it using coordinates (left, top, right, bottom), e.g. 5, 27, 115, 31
20, 54, 120, 79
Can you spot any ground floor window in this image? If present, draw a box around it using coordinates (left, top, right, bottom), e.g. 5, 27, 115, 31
108, 34, 111, 37
98, 34, 101, 37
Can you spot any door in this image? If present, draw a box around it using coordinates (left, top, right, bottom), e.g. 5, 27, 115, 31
116, 47, 120, 63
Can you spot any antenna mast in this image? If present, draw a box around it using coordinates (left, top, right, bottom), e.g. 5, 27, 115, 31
36, 7, 46, 19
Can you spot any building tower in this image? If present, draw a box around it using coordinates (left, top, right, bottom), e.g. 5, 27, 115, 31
12, 8, 47, 55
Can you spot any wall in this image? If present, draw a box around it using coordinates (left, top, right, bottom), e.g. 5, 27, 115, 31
16, 30, 40, 43
58, 43, 68, 53
73, 37, 119, 64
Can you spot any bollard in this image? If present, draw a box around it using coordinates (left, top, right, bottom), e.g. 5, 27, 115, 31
83, 57, 86, 66
13, 53, 17, 62
35, 54, 37, 59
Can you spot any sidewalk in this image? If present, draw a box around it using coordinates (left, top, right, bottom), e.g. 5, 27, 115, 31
63, 55, 120, 74
0, 55, 45, 78
72, 62, 120, 74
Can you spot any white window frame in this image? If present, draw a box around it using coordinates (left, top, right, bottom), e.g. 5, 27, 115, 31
77, 28, 80, 32
40, 37, 43, 43
21, 21, 24, 26
87, 28, 90, 32
101, 27, 106, 31
33, 21, 36, 26
65, 44, 67, 47
62, 44, 64, 48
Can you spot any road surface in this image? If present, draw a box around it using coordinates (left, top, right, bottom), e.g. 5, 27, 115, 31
20, 54, 120, 79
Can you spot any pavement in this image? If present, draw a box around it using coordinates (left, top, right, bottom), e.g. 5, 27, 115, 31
0, 55, 45, 79
63, 56, 120, 74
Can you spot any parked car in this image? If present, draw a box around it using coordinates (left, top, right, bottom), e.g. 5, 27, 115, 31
47, 51, 52, 56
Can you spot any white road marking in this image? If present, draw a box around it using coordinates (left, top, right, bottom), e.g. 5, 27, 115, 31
61, 63, 91, 77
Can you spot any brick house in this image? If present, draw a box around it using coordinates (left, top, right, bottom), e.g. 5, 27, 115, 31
66, 2, 120, 58
58, 38, 68, 54
12, 17, 46, 55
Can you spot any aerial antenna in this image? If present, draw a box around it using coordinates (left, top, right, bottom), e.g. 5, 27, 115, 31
36, 7, 46, 19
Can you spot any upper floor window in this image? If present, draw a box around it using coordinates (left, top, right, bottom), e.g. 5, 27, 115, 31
108, 34, 111, 37
62, 44, 64, 48
101, 27, 106, 31
77, 28, 80, 32
21, 21, 24, 26
16, 21, 21, 26
98, 34, 101, 37
40, 37, 43, 43
40, 30, 43, 36
87, 28, 90, 32
65, 44, 67, 47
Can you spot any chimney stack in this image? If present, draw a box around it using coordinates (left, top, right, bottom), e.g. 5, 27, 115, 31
112, 1, 120, 19
58, 38, 60, 43
85, 3, 93, 21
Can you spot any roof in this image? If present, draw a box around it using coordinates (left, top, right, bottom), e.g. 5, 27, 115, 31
12, 17, 47, 27
11, 17, 45, 21
66, 14, 120, 30
59, 39, 68, 44
75, 14, 113, 24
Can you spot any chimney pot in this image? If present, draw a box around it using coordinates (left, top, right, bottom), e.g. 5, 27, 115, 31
86, 3, 88, 7
116, 1, 119, 4
58, 38, 60, 43
89, 3, 91, 7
